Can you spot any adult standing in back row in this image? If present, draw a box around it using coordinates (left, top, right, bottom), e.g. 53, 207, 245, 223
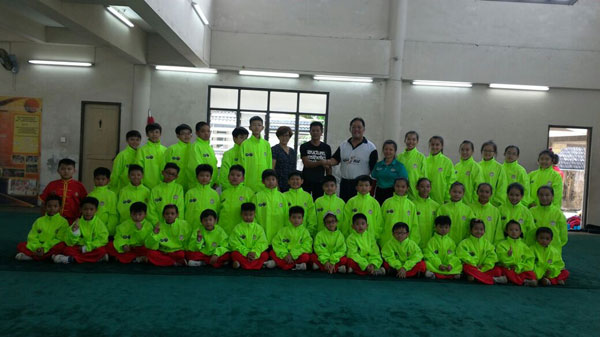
300, 121, 331, 200
327, 118, 378, 202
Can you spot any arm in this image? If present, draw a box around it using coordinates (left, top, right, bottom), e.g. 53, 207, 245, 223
367, 237, 383, 267
456, 240, 478, 266
328, 147, 341, 166
109, 152, 124, 191
250, 228, 269, 255
346, 237, 369, 270
381, 241, 403, 270
369, 150, 378, 172
291, 229, 313, 259
496, 241, 517, 268
558, 210, 568, 247
25, 218, 43, 251
404, 241, 424, 271
313, 233, 331, 264
423, 238, 443, 268
213, 229, 229, 256
481, 242, 498, 271
228, 227, 250, 256
271, 229, 289, 259
552, 174, 563, 208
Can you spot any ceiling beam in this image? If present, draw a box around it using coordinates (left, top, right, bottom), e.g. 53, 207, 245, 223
0, 6, 46, 43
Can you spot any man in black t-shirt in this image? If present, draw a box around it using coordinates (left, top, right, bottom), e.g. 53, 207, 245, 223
300, 121, 331, 200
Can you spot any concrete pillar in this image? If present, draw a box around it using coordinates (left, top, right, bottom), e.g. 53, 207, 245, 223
131, 64, 151, 133
383, 0, 408, 143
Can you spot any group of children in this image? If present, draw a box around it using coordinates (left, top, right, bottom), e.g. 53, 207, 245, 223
15, 117, 569, 286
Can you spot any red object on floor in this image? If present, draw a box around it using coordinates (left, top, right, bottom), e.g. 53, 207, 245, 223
185, 251, 231, 268
499, 266, 536, 286
463, 264, 502, 285
549, 269, 570, 285
268, 251, 310, 270
310, 254, 347, 273
230, 251, 269, 270
62, 245, 107, 263
146, 250, 186, 266
16, 242, 66, 261
346, 258, 371, 275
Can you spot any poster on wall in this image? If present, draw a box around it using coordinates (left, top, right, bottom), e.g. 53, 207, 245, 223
0, 96, 42, 206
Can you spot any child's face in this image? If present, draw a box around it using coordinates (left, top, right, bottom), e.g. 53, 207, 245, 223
147, 129, 161, 143
435, 223, 450, 236
233, 134, 248, 145
289, 213, 303, 227
288, 175, 303, 189
249, 121, 264, 136
405, 133, 418, 150
46, 200, 61, 216
506, 223, 522, 240
356, 181, 371, 195
202, 215, 216, 231
471, 223, 485, 238
481, 144, 496, 161
504, 147, 519, 163
323, 181, 337, 195
352, 219, 368, 234
324, 216, 338, 232
129, 170, 143, 186
197, 171, 212, 185
196, 125, 211, 141
477, 186, 492, 204
393, 180, 408, 196
508, 188, 523, 206
94, 175, 109, 187
162, 168, 179, 183
310, 125, 323, 141
228, 170, 244, 186
393, 227, 409, 243
57, 164, 75, 180
81, 203, 96, 220
417, 180, 431, 198
383, 144, 396, 159
450, 186, 464, 202
538, 154, 553, 169
177, 129, 192, 143
242, 210, 255, 223
127, 137, 141, 149
536, 232, 552, 247
163, 208, 178, 224
263, 176, 278, 189
131, 211, 146, 223
429, 138, 443, 155
538, 189, 553, 206
460, 143, 473, 160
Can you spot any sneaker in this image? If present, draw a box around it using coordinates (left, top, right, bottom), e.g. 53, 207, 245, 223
374, 267, 386, 276
263, 260, 276, 269
232, 260, 241, 269
467, 275, 475, 282
188, 260, 206, 267
453, 274, 461, 279
523, 279, 538, 287
347, 267, 354, 274
52, 254, 71, 264
293, 263, 307, 271
557, 280, 566, 286
425, 271, 436, 279
493, 276, 508, 284
541, 278, 552, 286
101, 254, 109, 262
312, 263, 320, 270
134, 256, 148, 263
15, 252, 33, 261
338, 265, 347, 274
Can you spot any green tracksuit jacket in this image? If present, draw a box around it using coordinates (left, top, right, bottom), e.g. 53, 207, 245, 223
284, 188, 317, 236
164, 140, 191, 190
314, 194, 345, 235
109, 145, 137, 193
528, 205, 568, 253
218, 144, 243, 191
228, 221, 269, 256
187, 138, 218, 188
218, 184, 255, 235
252, 188, 288, 244
498, 203, 535, 242
380, 194, 420, 247
381, 238, 423, 271
531, 242, 565, 279
495, 237, 535, 273
144, 218, 191, 253
346, 231, 383, 270
88, 185, 119, 236
313, 228, 347, 265
454, 157, 484, 205
272, 224, 313, 259
470, 201, 504, 244
426, 152, 456, 204
457, 235, 498, 272
184, 184, 220, 230
135, 140, 167, 189
25, 213, 69, 252
480, 158, 507, 207
413, 196, 440, 249
187, 225, 229, 257
240, 136, 272, 192
148, 181, 185, 225
528, 167, 563, 208
64, 216, 109, 251
343, 193, 382, 238
436, 200, 474, 244
423, 233, 462, 274
113, 219, 153, 253
502, 160, 530, 206
117, 183, 151, 224
397, 148, 428, 200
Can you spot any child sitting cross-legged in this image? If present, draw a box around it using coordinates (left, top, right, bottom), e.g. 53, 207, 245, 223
186, 209, 230, 268
381, 222, 426, 279
269, 206, 313, 271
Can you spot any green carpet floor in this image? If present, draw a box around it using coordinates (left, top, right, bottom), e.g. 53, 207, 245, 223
1, 210, 599, 337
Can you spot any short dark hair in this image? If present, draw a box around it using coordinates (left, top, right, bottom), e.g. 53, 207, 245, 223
58, 158, 76, 167
128, 164, 144, 174
383, 139, 397, 152
356, 175, 371, 185
321, 175, 337, 186
162, 204, 178, 214
394, 177, 409, 186
504, 220, 523, 238
537, 185, 554, 196
249, 116, 264, 125
93, 167, 111, 178
310, 121, 323, 131
323, 212, 337, 222
536, 227, 553, 239
481, 140, 497, 153
289, 206, 304, 217
287, 170, 302, 180
175, 124, 192, 135
477, 182, 493, 194
130, 202, 147, 213
349, 117, 365, 127
81, 196, 99, 209
504, 145, 520, 156
164, 162, 180, 173
195, 121, 209, 132
145, 123, 162, 134
126, 130, 142, 140
460, 140, 474, 152
262, 169, 277, 181
429, 135, 444, 147
538, 149, 554, 160
352, 213, 367, 224
470, 218, 485, 230
416, 177, 431, 187
196, 164, 213, 176
229, 164, 245, 176
450, 181, 465, 192
241, 202, 256, 212
46, 194, 62, 205
405, 131, 419, 141
201, 209, 218, 221
507, 183, 524, 195
232, 127, 249, 138
392, 222, 409, 233
434, 215, 451, 227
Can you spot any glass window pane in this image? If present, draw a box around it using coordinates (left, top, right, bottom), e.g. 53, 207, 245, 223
209, 110, 237, 166
241, 90, 268, 110
240, 111, 267, 138
299, 93, 327, 114
270, 91, 297, 112
210, 88, 238, 109
268, 113, 297, 150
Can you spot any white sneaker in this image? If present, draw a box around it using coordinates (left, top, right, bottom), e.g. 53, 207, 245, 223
187, 260, 206, 267
263, 260, 276, 269
374, 267, 386, 276
494, 276, 508, 284
15, 252, 33, 261
101, 254, 109, 262
52, 254, 71, 264
338, 265, 347, 274
293, 263, 307, 271
425, 271, 436, 279
312, 263, 320, 270
347, 267, 354, 274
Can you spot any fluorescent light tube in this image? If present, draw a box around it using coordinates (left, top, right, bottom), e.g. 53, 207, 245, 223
489, 83, 549, 91
28, 60, 93, 67
155, 65, 217, 73
192, 2, 209, 25
412, 80, 472, 88
106, 6, 134, 28
239, 70, 300, 78
313, 75, 373, 83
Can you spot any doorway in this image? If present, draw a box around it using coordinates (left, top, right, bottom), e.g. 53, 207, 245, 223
80, 102, 121, 191
547, 126, 592, 230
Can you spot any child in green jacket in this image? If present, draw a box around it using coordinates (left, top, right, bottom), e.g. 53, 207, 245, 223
229, 203, 270, 270
218, 165, 255, 234
109, 130, 141, 193
424, 215, 462, 279
381, 222, 426, 278
345, 213, 385, 276
88, 167, 118, 236
251, 169, 288, 244
314, 175, 345, 235
186, 209, 230, 268
436, 182, 474, 244
185, 164, 220, 230
397, 131, 427, 201
16, 195, 68, 261
532, 227, 569, 286
495, 220, 537, 286
148, 163, 185, 225
454, 140, 484, 205
106, 202, 152, 263
479, 141, 507, 207
470, 183, 503, 244
425, 136, 455, 205
413, 178, 440, 249
457, 219, 503, 285
117, 164, 151, 223
269, 206, 313, 270
528, 150, 563, 208
380, 178, 420, 247
218, 127, 249, 191
164, 124, 193, 190
499, 183, 534, 243
342, 175, 382, 238
501, 145, 530, 206
284, 171, 317, 236
312, 212, 347, 274
136, 123, 167, 189
528, 186, 568, 255
144, 204, 191, 266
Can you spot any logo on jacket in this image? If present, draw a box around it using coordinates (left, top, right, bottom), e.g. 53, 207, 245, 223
154, 197, 162, 202
489, 172, 494, 177
172, 156, 181, 161
240, 235, 246, 239
321, 243, 327, 247
386, 210, 394, 214
317, 208, 324, 212
258, 202, 266, 207
245, 153, 253, 157
146, 155, 154, 159
203, 154, 210, 158
190, 198, 197, 203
